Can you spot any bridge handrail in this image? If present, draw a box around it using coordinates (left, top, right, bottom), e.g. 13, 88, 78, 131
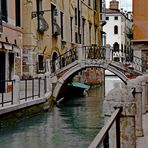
88, 107, 122, 148
49, 45, 147, 75
50, 47, 78, 73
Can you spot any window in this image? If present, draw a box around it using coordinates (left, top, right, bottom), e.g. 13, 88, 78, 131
2, 0, 8, 22
38, 55, 44, 71
38, 0, 42, 11
114, 25, 118, 34
75, 32, 78, 43
88, 0, 91, 6
60, 12, 64, 40
114, 16, 118, 20
113, 42, 119, 52
70, 17, 73, 42
75, 8, 77, 25
94, 0, 97, 10
95, 27, 97, 45
0, 0, 3, 32
36, 0, 42, 31
15, 0, 21, 27
106, 16, 109, 20
82, 19, 85, 45
51, 4, 56, 34
89, 23, 92, 45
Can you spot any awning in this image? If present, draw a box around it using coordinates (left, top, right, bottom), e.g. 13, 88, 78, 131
13, 45, 20, 53
3, 43, 12, 50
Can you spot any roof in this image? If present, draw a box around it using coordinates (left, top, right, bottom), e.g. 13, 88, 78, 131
105, 8, 133, 22
106, 8, 120, 14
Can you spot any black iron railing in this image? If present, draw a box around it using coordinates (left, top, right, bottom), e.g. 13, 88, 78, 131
20, 78, 45, 101
84, 45, 106, 60
88, 107, 122, 148
49, 45, 147, 75
0, 80, 14, 107
122, 53, 147, 73
50, 47, 78, 73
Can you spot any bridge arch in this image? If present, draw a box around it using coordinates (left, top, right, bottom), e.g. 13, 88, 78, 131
53, 62, 128, 99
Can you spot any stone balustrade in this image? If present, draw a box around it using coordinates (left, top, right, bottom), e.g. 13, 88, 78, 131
103, 74, 148, 148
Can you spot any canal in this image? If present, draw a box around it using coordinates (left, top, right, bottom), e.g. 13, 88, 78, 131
0, 76, 124, 148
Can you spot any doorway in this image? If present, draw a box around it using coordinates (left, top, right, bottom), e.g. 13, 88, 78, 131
0, 51, 6, 92
9, 53, 14, 80
52, 52, 58, 72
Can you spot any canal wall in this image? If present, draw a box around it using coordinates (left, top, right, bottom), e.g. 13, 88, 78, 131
0, 73, 52, 128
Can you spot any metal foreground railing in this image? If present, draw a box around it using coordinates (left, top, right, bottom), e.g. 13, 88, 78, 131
0, 77, 47, 108
88, 107, 122, 148
0, 80, 14, 107
20, 77, 46, 101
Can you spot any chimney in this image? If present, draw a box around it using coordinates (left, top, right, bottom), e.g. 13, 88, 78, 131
110, 0, 119, 10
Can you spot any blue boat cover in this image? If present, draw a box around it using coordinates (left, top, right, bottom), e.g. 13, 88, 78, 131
68, 82, 90, 89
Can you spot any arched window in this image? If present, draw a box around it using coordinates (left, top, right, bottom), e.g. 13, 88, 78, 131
114, 25, 118, 34
113, 42, 119, 52
51, 52, 58, 72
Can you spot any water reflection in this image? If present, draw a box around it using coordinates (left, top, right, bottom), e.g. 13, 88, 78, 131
105, 76, 125, 95
0, 76, 123, 148
0, 87, 104, 148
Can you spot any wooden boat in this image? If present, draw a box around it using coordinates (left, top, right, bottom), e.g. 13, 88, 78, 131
65, 82, 90, 97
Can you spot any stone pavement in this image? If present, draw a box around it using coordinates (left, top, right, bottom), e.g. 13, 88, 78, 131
137, 113, 148, 148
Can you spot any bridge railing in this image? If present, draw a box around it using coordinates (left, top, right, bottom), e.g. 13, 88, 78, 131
88, 107, 122, 148
49, 45, 147, 75
120, 53, 147, 73
50, 47, 78, 73
83, 45, 106, 60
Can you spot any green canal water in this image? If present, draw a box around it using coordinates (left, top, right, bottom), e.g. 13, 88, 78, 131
0, 76, 123, 148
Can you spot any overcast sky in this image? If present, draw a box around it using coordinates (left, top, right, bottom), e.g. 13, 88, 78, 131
105, 0, 132, 11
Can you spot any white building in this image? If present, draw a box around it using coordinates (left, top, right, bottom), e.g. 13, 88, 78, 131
103, 0, 133, 62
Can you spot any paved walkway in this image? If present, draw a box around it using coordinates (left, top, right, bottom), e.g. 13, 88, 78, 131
137, 113, 148, 148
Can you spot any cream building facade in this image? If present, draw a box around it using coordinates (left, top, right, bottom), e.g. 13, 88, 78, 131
22, 0, 101, 77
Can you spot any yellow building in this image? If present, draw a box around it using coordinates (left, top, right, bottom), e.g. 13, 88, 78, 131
22, 0, 101, 77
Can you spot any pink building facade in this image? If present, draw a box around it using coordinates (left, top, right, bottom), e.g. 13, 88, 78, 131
0, 0, 22, 85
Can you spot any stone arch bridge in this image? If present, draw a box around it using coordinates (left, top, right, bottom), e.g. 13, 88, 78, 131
46, 45, 146, 100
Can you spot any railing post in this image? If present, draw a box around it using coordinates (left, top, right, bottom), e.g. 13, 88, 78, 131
127, 78, 144, 137
105, 44, 112, 60
103, 132, 109, 148
104, 87, 136, 148
135, 75, 147, 114
46, 59, 51, 74
77, 44, 83, 63
12, 75, 20, 105
38, 74, 45, 97
45, 72, 52, 93
143, 74, 148, 111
